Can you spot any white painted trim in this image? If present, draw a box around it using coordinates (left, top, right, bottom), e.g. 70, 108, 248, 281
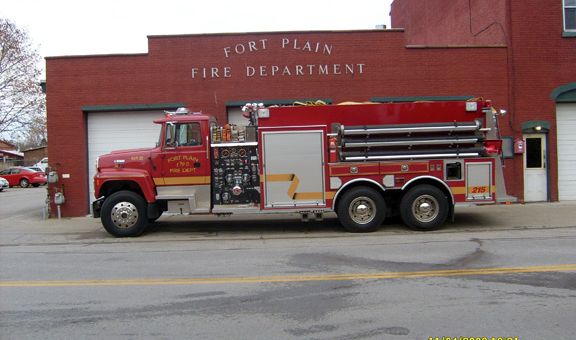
564, 0, 576, 32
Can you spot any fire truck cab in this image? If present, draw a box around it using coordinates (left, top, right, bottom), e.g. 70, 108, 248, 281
93, 99, 503, 237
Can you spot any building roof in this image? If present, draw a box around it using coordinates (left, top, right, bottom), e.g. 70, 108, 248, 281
23, 145, 48, 152
0, 140, 17, 150
0, 149, 24, 158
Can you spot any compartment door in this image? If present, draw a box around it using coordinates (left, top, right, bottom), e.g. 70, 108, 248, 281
262, 130, 325, 208
465, 162, 493, 201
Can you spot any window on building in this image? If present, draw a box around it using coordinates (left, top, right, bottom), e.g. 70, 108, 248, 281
565, 0, 576, 31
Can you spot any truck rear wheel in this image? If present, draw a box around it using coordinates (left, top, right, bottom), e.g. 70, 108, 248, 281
400, 184, 449, 231
337, 186, 386, 232
101, 190, 148, 237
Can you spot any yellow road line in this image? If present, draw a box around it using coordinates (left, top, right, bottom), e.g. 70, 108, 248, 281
1, 264, 575, 288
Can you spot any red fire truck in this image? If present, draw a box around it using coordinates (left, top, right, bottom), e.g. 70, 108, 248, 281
92, 99, 504, 237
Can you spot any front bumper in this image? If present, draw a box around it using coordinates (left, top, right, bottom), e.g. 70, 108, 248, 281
92, 197, 104, 218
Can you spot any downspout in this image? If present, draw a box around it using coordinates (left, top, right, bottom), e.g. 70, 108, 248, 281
505, 0, 522, 200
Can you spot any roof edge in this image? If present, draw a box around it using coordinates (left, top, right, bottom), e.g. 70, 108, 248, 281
147, 28, 405, 39
45, 53, 148, 61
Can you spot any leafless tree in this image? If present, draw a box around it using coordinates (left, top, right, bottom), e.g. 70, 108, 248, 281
15, 113, 47, 150
0, 18, 46, 146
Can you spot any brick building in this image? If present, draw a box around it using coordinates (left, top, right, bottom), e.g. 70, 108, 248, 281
0, 140, 23, 169
0, 140, 17, 150
23, 146, 47, 167
45, 0, 575, 217
392, 0, 576, 202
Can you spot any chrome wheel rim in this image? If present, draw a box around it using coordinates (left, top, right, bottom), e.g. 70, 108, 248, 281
349, 196, 376, 225
411, 194, 439, 223
111, 201, 139, 229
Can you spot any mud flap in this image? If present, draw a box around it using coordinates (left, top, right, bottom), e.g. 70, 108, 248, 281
147, 202, 161, 219
92, 197, 104, 218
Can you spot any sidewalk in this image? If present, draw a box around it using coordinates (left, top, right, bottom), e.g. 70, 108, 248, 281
1, 201, 574, 246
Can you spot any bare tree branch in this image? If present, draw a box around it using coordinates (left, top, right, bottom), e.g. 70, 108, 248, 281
0, 18, 45, 147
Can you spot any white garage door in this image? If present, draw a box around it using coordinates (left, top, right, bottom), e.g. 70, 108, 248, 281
557, 103, 576, 200
227, 107, 251, 126
87, 111, 162, 207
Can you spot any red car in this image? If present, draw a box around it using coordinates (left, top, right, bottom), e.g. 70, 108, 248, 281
0, 167, 47, 188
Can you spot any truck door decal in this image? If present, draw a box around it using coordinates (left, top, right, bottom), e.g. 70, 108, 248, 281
465, 162, 493, 200
267, 174, 323, 200
156, 122, 211, 187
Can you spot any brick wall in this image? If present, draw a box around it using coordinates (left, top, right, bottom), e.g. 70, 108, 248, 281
391, 0, 507, 46
46, 30, 509, 217
392, 0, 576, 201
0, 141, 17, 150
507, 0, 576, 201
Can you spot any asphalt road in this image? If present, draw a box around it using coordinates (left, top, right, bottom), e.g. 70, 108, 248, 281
1, 188, 575, 339
0, 186, 47, 220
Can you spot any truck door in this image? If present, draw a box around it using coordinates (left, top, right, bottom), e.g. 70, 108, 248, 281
261, 129, 326, 208
155, 121, 211, 212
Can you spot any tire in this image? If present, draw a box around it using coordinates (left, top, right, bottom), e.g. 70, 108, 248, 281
19, 178, 29, 188
100, 190, 148, 237
337, 186, 386, 232
400, 184, 449, 231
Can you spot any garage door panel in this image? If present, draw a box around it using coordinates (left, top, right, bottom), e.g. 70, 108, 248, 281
557, 103, 576, 200
228, 107, 250, 126
87, 111, 162, 207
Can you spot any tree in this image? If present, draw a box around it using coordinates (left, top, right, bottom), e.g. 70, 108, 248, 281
0, 18, 46, 146
15, 113, 47, 150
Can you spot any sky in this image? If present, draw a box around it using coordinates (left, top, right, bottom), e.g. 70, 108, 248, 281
3, 0, 393, 67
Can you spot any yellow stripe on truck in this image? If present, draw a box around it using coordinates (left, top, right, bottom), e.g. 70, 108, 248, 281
153, 176, 211, 186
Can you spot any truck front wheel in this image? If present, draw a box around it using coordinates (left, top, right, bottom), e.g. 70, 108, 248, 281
101, 190, 148, 237
400, 184, 449, 231
337, 186, 386, 233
